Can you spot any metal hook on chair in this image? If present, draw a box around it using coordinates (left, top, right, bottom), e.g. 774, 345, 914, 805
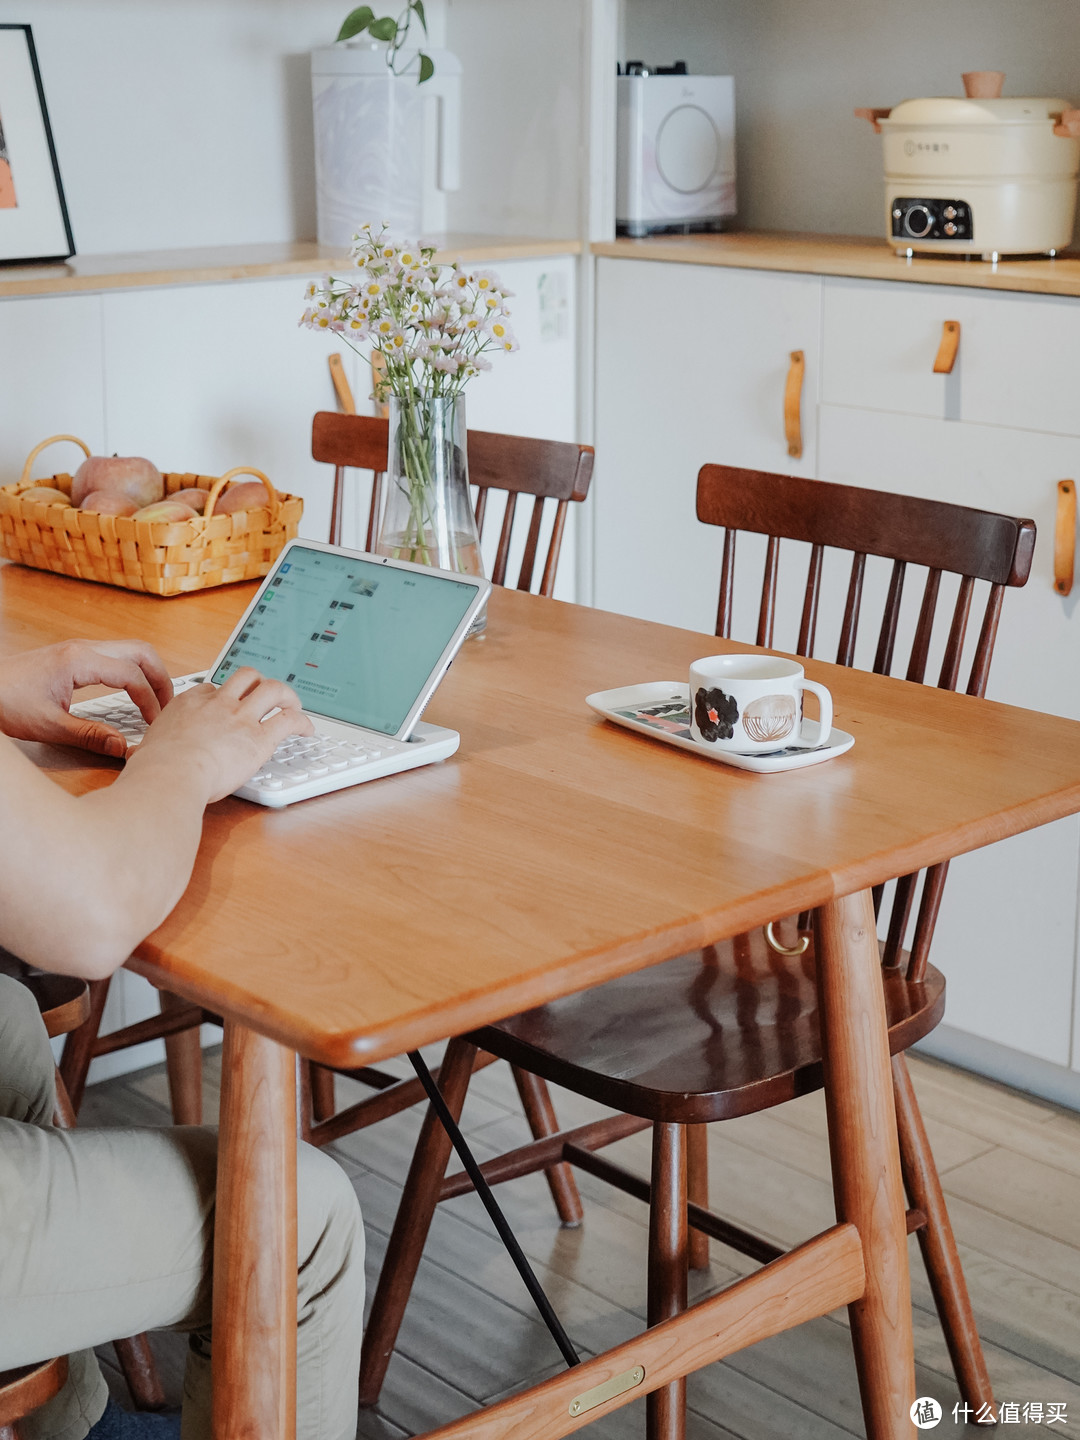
765, 921, 809, 956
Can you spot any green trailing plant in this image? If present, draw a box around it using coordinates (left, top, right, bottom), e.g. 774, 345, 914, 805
336, 3, 434, 83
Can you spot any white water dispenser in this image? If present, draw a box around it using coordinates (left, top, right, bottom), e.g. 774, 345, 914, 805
311, 41, 461, 247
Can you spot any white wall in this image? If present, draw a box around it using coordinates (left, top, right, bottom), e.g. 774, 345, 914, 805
623, 0, 1080, 245
0, 0, 432, 254
444, 0, 587, 238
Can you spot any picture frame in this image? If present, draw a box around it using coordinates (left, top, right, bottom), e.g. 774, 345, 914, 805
0, 24, 74, 264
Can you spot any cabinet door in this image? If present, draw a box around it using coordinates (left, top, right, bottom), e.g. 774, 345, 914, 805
822, 277, 971, 421
594, 258, 821, 630
0, 294, 106, 483
819, 403, 1080, 1066
957, 288, 1080, 438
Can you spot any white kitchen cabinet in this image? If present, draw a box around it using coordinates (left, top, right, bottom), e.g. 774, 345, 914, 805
593, 258, 822, 630
818, 402, 1080, 1065
102, 277, 360, 547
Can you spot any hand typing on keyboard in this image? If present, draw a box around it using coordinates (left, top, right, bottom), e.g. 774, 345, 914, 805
0, 638, 172, 758
125, 669, 314, 803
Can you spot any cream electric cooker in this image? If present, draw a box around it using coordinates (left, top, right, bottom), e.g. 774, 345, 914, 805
857, 72, 1080, 259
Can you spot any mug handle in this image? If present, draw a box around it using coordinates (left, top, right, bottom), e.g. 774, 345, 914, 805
791, 679, 833, 749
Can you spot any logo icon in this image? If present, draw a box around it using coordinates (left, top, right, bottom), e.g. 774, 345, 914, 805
911, 1398, 942, 1429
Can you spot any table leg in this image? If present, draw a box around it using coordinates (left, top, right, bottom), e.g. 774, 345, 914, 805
816, 890, 915, 1439
213, 1021, 297, 1440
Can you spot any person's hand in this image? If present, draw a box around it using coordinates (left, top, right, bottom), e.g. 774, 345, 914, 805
129, 667, 313, 803
0, 639, 173, 756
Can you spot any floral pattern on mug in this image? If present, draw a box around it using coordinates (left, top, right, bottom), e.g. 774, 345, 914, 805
694, 686, 739, 742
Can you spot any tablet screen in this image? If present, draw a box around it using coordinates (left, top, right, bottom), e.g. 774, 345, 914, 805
210, 547, 478, 736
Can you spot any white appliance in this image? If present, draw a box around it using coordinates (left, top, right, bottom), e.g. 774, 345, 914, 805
858, 75, 1080, 259
311, 41, 461, 247
616, 67, 736, 237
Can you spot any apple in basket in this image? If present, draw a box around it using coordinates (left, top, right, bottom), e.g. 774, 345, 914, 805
79, 492, 138, 517
20, 486, 72, 506
131, 501, 199, 523
214, 480, 271, 514
71, 454, 164, 509
169, 488, 208, 514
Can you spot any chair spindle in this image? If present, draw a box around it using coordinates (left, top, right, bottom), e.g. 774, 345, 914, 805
938, 575, 975, 691
906, 569, 943, 684
836, 553, 867, 667
907, 861, 951, 984
539, 501, 569, 599
873, 559, 907, 675
756, 536, 781, 648
797, 544, 824, 658
716, 530, 736, 637
966, 584, 1005, 698
517, 497, 546, 593
491, 493, 519, 587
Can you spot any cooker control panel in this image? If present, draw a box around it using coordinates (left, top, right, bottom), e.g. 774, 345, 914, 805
891, 198, 972, 242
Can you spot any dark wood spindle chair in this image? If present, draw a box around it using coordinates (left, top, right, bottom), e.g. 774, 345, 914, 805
357, 465, 1036, 1437
303, 410, 596, 1223
2, 955, 167, 1413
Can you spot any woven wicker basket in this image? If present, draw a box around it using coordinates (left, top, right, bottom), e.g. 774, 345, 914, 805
0, 435, 303, 597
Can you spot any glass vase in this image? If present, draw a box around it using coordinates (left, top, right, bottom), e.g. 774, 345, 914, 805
376, 393, 487, 635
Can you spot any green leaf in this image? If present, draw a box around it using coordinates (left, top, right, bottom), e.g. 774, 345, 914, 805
368, 15, 399, 41
411, 0, 429, 34
417, 51, 435, 83
336, 6, 374, 41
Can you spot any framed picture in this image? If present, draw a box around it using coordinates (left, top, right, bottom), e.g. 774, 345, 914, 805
0, 24, 73, 264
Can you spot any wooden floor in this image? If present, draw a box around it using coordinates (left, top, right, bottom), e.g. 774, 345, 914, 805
85, 1047, 1080, 1437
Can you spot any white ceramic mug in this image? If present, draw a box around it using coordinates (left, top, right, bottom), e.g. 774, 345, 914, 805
689, 654, 833, 754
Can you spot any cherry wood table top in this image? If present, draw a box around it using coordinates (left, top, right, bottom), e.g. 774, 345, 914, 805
7, 560, 1080, 1070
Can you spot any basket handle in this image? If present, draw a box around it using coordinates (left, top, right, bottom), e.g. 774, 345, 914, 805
19, 434, 91, 488
203, 466, 279, 521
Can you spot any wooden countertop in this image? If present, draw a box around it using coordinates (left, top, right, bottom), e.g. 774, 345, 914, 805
592, 232, 1080, 299
0, 235, 581, 300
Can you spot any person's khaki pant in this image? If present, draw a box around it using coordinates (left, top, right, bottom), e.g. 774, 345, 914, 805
0, 974, 365, 1440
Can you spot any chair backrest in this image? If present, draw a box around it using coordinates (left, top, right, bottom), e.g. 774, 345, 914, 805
311, 412, 594, 597
696, 464, 1036, 979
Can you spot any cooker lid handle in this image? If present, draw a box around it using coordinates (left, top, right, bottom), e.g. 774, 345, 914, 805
854, 107, 892, 134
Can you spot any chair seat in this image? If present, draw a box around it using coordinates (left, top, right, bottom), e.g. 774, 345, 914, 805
474, 928, 945, 1124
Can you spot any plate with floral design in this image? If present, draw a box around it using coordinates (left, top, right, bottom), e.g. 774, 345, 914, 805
586, 682, 855, 773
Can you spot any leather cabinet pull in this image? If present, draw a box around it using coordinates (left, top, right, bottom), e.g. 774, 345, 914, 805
328, 353, 356, 414
784, 350, 805, 459
933, 321, 961, 375
1055, 479, 1076, 596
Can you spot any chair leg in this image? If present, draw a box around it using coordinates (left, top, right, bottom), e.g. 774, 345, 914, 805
892, 1053, 995, 1413
358, 1036, 478, 1408
308, 1064, 337, 1124
57, 977, 110, 1114
112, 1334, 167, 1412
646, 1122, 688, 1440
510, 1066, 584, 1227
159, 991, 203, 1126
686, 1123, 710, 1270
51, 1067, 167, 1410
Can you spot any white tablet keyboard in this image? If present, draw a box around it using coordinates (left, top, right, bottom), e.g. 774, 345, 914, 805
70, 674, 460, 808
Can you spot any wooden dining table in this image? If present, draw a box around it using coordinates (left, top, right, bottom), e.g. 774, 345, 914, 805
8, 558, 1080, 1440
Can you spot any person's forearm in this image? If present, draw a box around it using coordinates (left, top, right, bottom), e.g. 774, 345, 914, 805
0, 746, 213, 979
